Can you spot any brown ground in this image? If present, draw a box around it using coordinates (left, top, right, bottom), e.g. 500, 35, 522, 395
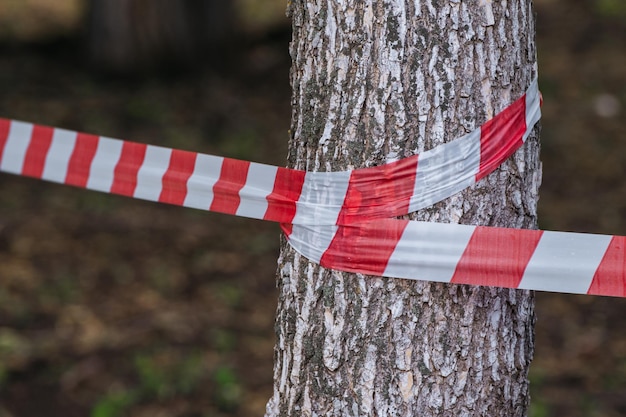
0, 1, 625, 416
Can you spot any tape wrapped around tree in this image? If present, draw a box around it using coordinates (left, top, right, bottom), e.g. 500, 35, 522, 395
0, 77, 623, 298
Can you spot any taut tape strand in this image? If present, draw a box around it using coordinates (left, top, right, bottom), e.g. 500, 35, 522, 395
286, 220, 625, 297
3, 79, 622, 297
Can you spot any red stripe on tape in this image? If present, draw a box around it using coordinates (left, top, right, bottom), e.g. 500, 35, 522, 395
210, 158, 250, 215
477, 94, 526, 181
22, 125, 53, 178
450, 226, 543, 288
111, 141, 147, 196
337, 156, 418, 224
320, 220, 408, 276
159, 149, 196, 206
0, 118, 11, 161
65, 133, 99, 187
265, 167, 306, 224
587, 236, 626, 297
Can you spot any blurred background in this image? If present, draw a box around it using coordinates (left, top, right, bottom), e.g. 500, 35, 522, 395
0, 0, 624, 416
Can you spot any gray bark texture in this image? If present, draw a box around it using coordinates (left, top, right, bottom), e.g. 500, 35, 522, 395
267, 1, 541, 416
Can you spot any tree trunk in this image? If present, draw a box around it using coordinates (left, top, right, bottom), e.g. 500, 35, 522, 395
267, 1, 541, 416
86, 0, 233, 72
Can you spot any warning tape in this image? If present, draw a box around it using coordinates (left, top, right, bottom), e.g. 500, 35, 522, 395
0, 78, 540, 226
288, 220, 625, 297
1, 78, 622, 297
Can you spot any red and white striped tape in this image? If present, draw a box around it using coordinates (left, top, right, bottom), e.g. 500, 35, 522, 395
2, 78, 621, 297
287, 220, 626, 297
0, 79, 540, 225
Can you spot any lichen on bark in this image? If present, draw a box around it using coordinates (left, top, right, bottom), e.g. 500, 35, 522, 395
267, 1, 541, 416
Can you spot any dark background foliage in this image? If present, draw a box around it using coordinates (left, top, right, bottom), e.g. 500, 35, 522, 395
0, 1, 624, 416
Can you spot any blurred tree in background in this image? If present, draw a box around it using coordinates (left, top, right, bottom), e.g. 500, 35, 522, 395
0, 0, 290, 71
86, 0, 234, 72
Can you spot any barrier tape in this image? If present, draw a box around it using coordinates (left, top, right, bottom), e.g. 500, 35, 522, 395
1, 78, 622, 297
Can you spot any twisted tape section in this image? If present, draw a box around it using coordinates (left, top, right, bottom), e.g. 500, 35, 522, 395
285, 79, 541, 270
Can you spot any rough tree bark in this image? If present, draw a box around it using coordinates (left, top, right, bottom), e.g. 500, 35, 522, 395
267, 1, 541, 416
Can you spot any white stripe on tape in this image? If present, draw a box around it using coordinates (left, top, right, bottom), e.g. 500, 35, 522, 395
384, 221, 476, 281
287, 224, 339, 264
1, 121, 32, 174
292, 170, 351, 226
410, 129, 481, 211
134, 145, 172, 201
42, 128, 77, 183
183, 153, 223, 210
236, 162, 278, 219
86, 137, 123, 193
518, 231, 612, 294
523, 78, 541, 143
